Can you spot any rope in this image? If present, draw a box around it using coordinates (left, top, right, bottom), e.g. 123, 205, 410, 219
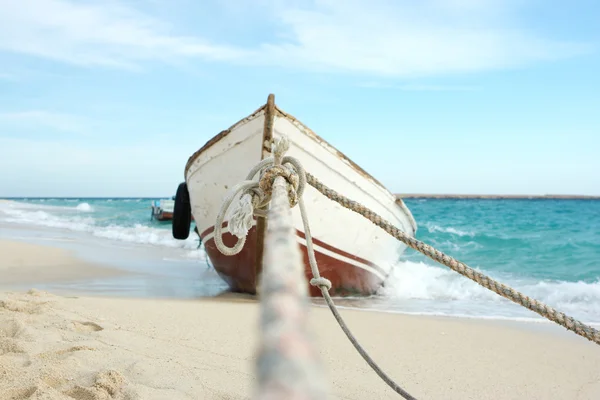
305, 173, 600, 346
255, 174, 329, 400
299, 197, 417, 400
215, 137, 417, 399
213, 137, 306, 256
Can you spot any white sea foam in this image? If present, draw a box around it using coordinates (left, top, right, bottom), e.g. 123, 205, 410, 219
379, 261, 497, 301
425, 223, 475, 237
93, 224, 199, 250
0, 200, 199, 251
75, 202, 94, 212
379, 260, 600, 323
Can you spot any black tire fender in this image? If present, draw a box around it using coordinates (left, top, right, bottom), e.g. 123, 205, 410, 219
172, 182, 192, 240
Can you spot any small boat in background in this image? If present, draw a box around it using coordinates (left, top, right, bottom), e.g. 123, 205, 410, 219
151, 198, 175, 221
171, 94, 417, 297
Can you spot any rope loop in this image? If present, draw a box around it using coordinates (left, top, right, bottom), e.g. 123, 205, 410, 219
310, 277, 332, 291
214, 135, 303, 256
259, 164, 300, 207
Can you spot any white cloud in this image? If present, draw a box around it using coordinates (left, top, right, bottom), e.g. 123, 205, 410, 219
251, 0, 591, 77
358, 82, 480, 91
0, 111, 87, 134
0, 0, 246, 69
0, 0, 591, 77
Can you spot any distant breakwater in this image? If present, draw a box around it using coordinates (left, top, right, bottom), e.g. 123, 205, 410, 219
396, 194, 600, 200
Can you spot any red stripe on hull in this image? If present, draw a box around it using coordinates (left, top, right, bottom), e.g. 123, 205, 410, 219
200, 222, 387, 277
295, 230, 382, 273
202, 226, 382, 297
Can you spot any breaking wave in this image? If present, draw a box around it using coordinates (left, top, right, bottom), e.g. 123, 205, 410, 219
379, 260, 600, 323
0, 200, 198, 251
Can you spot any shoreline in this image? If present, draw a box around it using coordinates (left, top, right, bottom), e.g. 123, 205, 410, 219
0, 233, 596, 326
312, 302, 600, 329
0, 235, 596, 333
8, 281, 598, 331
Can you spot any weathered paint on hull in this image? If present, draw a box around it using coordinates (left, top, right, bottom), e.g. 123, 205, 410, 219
200, 223, 382, 296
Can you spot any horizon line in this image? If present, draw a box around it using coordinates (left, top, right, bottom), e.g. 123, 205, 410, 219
396, 194, 600, 199
2, 194, 600, 200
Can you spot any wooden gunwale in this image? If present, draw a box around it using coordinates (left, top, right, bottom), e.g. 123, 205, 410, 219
254, 94, 275, 289
183, 102, 268, 175
184, 96, 401, 202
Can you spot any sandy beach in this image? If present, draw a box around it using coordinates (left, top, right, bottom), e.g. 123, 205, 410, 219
1, 239, 599, 400
2, 0, 599, 398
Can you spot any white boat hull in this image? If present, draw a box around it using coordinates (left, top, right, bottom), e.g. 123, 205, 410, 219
185, 95, 416, 296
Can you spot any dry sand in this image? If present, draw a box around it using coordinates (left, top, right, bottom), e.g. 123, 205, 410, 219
1, 240, 599, 399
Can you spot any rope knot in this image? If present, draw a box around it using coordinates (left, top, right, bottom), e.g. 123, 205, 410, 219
229, 189, 265, 239
310, 277, 332, 291
259, 164, 300, 207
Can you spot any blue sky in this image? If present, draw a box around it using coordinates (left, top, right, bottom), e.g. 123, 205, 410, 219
0, 0, 598, 197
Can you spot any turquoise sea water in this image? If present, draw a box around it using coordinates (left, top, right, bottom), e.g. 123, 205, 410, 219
1, 197, 599, 324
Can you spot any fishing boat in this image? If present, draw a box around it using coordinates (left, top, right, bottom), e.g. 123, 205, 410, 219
150, 198, 175, 221
172, 94, 417, 297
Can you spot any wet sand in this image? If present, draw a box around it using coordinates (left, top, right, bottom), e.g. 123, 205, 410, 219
0, 240, 126, 286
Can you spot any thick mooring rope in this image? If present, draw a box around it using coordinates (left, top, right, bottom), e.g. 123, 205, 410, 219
215, 136, 600, 400
215, 138, 417, 399
214, 140, 306, 256
305, 173, 600, 346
